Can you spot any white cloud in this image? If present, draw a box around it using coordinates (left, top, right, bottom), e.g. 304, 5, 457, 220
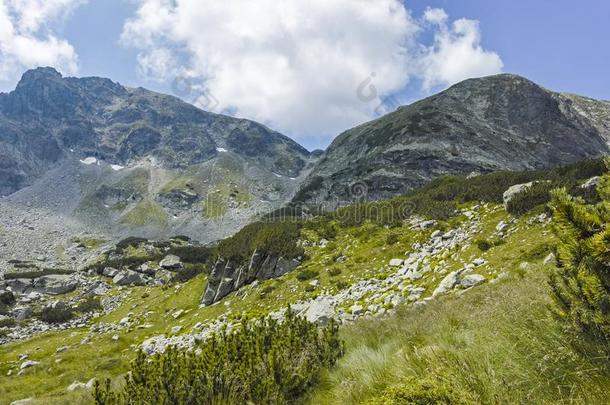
0, 0, 85, 83
122, 1, 503, 140
420, 8, 503, 90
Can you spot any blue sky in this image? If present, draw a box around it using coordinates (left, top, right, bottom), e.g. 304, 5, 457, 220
0, 0, 608, 150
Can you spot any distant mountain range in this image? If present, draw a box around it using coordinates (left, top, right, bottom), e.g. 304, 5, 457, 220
1, 68, 609, 243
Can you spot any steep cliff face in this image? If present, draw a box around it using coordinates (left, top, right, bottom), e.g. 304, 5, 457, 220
294, 74, 610, 206
202, 250, 300, 305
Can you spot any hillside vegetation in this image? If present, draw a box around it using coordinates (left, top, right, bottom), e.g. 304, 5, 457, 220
1, 158, 610, 404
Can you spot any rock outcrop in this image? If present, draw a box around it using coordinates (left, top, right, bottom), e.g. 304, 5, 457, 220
201, 250, 300, 305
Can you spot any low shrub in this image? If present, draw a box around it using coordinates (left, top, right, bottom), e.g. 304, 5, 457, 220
168, 245, 213, 264
328, 268, 342, 277
171, 264, 207, 282
94, 311, 343, 404
0, 290, 15, 306
370, 377, 475, 405
297, 269, 320, 282
75, 297, 103, 314
115, 237, 148, 253
0, 317, 16, 328
506, 182, 556, 216
386, 233, 399, 245
475, 238, 492, 252
40, 303, 73, 324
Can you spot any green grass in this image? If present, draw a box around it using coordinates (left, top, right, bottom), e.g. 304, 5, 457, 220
308, 267, 610, 404
120, 198, 168, 227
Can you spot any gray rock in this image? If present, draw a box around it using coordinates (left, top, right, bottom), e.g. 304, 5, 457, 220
581, 176, 601, 191
543, 253, 556, 266
19, 360, 39, 370
102, 267, 119, 277
159, 255, 183, 271
503, 181, 550, 207
4, 279, 32, 294
433, 271, 461, 297
112, 270, 148, 286
389, 258, 404, 267
67, 381, 87, 392
12, 306, 33, 321
304, 296, 335, 326
460, 274, 486, 289
32, 275, 77, 295
350, 304, 363, 315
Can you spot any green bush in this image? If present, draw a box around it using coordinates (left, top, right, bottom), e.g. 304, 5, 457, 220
549, 170, 610, 343
330, 159, 606, 225
475, 238, 492, 252
167, 245, 213, 264
171, 263, 207, 282
0, 290, 15, 306
328, 268, 342, 277
370, 377, 475, 405
40, 303, 73, 324
297, 269, 319, 282
506, 182, 556, 216
75, 297, 103, 314
386, 233, 399, 245
217, 221, 304, 264
115, 237, 148, 253
0, 317, 16, 328
94, 311, 343, 404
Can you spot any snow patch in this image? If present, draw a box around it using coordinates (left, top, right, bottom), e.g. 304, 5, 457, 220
80, 157, 97, 165
111, 164, 124, 171
216, 147, 228, 153
273, 172, 282, 178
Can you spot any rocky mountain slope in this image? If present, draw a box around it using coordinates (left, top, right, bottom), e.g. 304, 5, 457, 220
1, 159, 600, 403
294, 74, 610, 205
0, 68, 317, 269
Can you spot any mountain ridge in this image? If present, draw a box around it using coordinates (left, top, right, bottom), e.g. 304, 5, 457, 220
294, 73, 610, 205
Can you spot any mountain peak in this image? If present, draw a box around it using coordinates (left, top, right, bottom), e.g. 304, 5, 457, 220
16, 67, 63, 87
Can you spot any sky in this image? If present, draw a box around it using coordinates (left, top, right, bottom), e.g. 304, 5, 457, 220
0, 0, 608, 151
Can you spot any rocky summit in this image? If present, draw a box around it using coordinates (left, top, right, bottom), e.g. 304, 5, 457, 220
294, 74, 610, 206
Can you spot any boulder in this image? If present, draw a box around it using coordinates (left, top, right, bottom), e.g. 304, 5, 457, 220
113, 270, 148, 286
159, 255, 183, 271
19, 360, 39, 370
503, 181, 550, 207
304, 296, 335, 326
543, 253, 556, 266
433, 271, 461, 297
350, 304, 363, 315
32, 275, 77, 295
403, 270, 423, 280
389, 258, 404, 267
12, 306, 33, 321
5, 278, 32, 294
102, 267, 119, 277
67, 381, 87, 392
581, 176, 601, 191
460, 274, 486, 289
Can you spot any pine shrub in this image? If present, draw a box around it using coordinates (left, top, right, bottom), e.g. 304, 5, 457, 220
549, 167, 610, 344
94, 310, 343, 404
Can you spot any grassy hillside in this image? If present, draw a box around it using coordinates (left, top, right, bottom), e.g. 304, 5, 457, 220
1, 159, 609, 404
